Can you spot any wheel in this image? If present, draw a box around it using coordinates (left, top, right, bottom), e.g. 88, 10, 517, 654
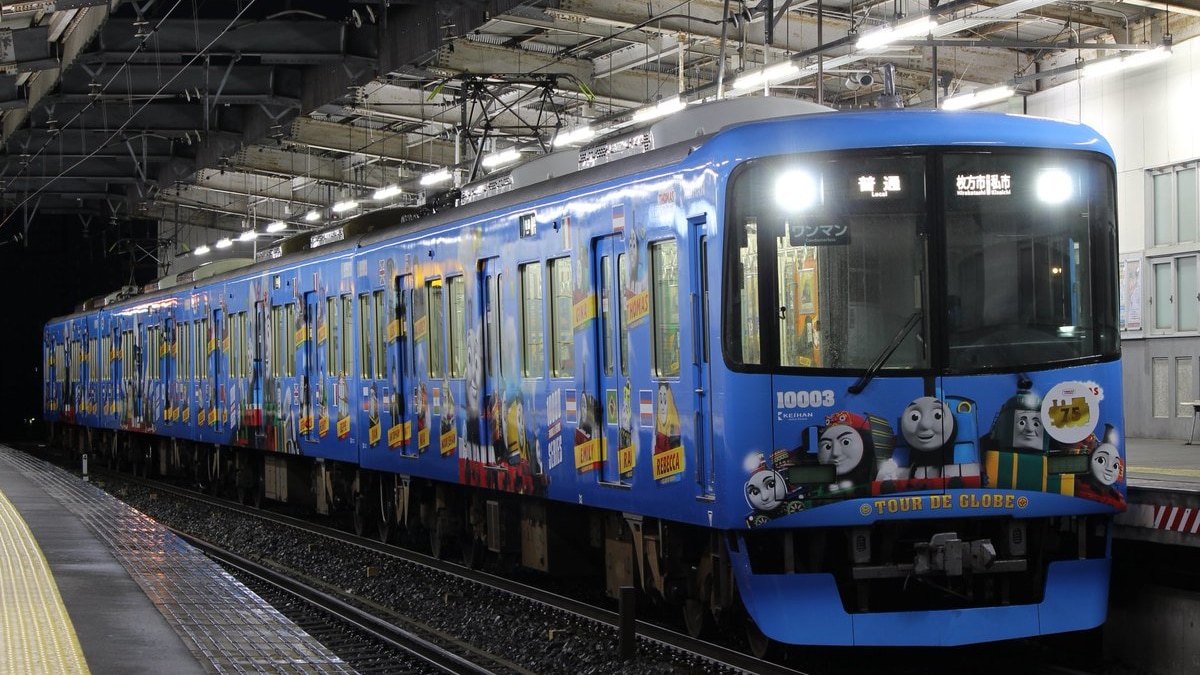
744, 615, 773, 660
461, 534, 484, 569
683, 597, 710, 639
377, 480, 396, 544
352, 492, 370, 537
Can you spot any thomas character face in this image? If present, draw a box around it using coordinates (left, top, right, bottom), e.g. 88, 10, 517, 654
1091, 443, 1121, 486
1012, 411, 1044, 450
745, 470, 786, 511
657, 385, 669, 425
818, 425, 865, 476
901, 397, 954, 451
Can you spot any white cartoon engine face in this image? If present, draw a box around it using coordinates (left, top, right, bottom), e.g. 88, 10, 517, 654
745, 468, 787, 511
1013, 411, 1044, 450
1090, 443, 1122, 486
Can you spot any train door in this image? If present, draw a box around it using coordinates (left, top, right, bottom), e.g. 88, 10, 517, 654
251, 299, 267, 446
593, 235, 630, 485
477, 259, 501, 468
690, 217, 715, 498
392, 274, 414, 457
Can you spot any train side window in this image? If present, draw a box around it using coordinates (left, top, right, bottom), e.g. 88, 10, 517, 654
651, 240, 681, 377
269, 305, 282, 377
200, 318, 210, 376
341, 295, 354, 377
734, 218, 762, 365
101, 334, 111, 382
327, 298, 338, 377
549, 257, 573, 377
427, 279, 445, 378
447, 276, 465, 378
373, 290, 386, 379
520, 262, 544, 377
285, 304, 296, 377
359, 293, 373, 379
485, 272, 502, 379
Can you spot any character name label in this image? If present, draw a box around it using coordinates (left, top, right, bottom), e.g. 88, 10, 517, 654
861, 492, 1029, 516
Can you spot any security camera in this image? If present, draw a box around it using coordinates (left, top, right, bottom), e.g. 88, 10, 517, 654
844, 73, 876, 91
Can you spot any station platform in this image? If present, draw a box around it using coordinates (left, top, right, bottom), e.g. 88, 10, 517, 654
0, 444, 356, 675
1114, 436, 1200, 545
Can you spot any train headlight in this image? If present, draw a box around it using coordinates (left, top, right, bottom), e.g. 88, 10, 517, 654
1036, 168, 1073, 204
775, 170, 820, 211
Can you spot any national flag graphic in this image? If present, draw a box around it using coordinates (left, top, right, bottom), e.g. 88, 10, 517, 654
565, 390, 578, 424
612, 204, 625, 232
639, 390, 654, 428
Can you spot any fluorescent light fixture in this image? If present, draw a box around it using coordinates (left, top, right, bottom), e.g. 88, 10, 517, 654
238, 229, 259, 241
373, 184, 402, 200
194, 244, 210, 255
941, 84, 1014, 110
856, 17, 937, 51
632, 96, 686, 123
554, 126, 596, 148
481, 149, 521, 168
304, 210, 321, 222
331, 200, 359, 213
1084, 45, 1170, 78
731, 61, 800, 91
266, 220, 288, 233
420, 169, 452, 186
215, 238, 232, 249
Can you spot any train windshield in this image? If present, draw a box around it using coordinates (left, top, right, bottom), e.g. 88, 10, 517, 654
724, 148, 1118, 374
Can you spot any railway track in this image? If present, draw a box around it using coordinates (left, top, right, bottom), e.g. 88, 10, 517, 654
85, 463, 808, 675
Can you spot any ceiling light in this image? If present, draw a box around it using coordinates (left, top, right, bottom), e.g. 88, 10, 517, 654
238, 229, 259, 241
304, 210, 321, 222
373, 184, 402, 200
554, 126, 596, 148
194, 244, 210, 255
856, 17, 937, 52
420, 169, 452, 186
215, 238, 232, 249
266, 220, 287, 233
481, 149, 521, 168
730, 61, 800, 92
1083, 45, 1170, 78
331, 200, 359, 213
941, 85, 1014, 110
632, 96, 686, 123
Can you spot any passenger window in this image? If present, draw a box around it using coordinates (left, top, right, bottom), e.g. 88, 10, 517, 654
447, 276, 465, 378
651, 240, 680, 377
427, 279, 445, 378
520, 262, 544, 377
549, 257, 573, 377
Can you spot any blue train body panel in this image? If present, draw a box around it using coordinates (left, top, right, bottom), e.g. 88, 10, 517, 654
42, 102, 1126, 647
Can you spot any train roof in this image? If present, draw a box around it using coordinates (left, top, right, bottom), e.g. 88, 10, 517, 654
48, 100, 1114, 325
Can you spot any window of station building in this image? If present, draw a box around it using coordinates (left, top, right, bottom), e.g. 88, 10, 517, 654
427, 279, 445, 378
548, 257, 573, 377
359, 293, 374, 379
651, 240, 681, 378
520, 262, 544, 377
447, 276, 465, 378
1151, 164, 1199, 247
373, 290, 387, 379
1150, 255, 1199, 334
341, 295, 354, 377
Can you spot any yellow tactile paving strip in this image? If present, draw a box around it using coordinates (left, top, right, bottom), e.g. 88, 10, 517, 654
0, 490, 89, 675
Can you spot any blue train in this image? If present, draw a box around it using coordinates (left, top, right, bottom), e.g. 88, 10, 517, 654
43, 97, 1125, 649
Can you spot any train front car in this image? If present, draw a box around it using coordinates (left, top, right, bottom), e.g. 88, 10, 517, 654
714, 110, 1123, 647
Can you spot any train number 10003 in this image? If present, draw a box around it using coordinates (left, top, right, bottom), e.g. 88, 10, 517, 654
776, 390, 836, 409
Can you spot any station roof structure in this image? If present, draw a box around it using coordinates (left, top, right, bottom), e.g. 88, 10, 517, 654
0, 0, 1191, 256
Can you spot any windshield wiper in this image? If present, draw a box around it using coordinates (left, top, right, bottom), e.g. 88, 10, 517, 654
848, 310, 923, 395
